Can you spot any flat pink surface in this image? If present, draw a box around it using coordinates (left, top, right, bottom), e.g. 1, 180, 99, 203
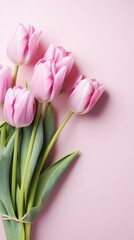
0, 0, 134, 239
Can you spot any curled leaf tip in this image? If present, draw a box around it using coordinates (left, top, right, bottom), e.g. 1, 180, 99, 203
25, 80, 31, 90
73, 149, 80, 157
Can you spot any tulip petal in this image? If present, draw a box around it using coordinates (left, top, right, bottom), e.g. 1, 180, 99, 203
44, 45, 74, 76
50, 66, 67, 101
4, 87, 35, 127
84, 85, 104, 113
69, 79, 93, 113
0, 67, 12, 103
25, 30, 41, 64
56, 55, 74, 76
31, 63, 53, 102
54, 47, 66, 61
14, 90, 35, 127
3, 88, 15, 126
70, 75, 84, 94
7, 23, 28, 64
90, 78, 100, 90
44, 44, 55, 60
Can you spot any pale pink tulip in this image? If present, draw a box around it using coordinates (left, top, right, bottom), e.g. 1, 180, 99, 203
37, 44, 74, 76
69, 75, 104, 114
31, 60, 67, 102
0, 65, 13, 104
4, 87, 35, 127
7, 23, 41, 65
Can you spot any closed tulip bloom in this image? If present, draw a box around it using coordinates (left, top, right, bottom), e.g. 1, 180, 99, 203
7, 23, 41, 65
0, 65, 13, 104
38, 44, 74, 76
4, 87, 35, 127
69, 75, 104, 114
31, 60, 67, 102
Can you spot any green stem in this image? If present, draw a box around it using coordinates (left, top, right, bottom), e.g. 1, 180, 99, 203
27, 111, 73, 212
13, 65, 19, 85
20, 222, 25, 240
11, 128, 20, 210
25, 223, 31, 240
1, 123, 6, 146
18, 102, 42, 219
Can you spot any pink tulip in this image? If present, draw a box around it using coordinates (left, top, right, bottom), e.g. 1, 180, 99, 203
31, 60, 67, 102
4, 87, 35, 127
69, 75, 104, 114
0, 65, 13, 104
37, 44, 74, 76
7, 23, 41, 65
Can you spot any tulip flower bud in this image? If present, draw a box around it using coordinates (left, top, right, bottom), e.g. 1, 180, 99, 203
31, 60, 67, 102
7, 23, 41, 65
69, 75, 104, 114
38, 44, 74, 76
0, 65, 13, 104
4, 87, 36, 127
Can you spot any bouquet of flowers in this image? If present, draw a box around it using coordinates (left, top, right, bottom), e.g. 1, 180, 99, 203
0, 23, 104, 240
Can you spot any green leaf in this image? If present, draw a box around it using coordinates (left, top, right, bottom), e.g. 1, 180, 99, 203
5, 129, 15, 146
16, 184, 20, 214
23, 150, 79, 221
25, 80, 31, 90
20, 124, 32, 180
0, 134, 15, 217
0, 199, 14, 240
25, 119, 44, 201
0, 187, 25, 240
0, 121, 5, 128
6, 125, 14, 137
43, 103, 55, 148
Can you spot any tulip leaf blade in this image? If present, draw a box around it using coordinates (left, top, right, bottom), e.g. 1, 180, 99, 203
23, 150, 79, 221
25, 80, 31, 90
0, 199, 14, 240
25, 119, 44, 201
20, 124, 33, 180
0, 196, 25, 239
0, 121, 6, 128
43, 103, 55, 148
6, 124, 14, 137
0, 133, 15, 217
4, 129, 15, 146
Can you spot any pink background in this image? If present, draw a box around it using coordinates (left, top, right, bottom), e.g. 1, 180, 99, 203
0, 0, 134, 239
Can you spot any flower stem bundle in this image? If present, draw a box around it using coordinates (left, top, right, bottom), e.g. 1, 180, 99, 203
0, 23, 104, 240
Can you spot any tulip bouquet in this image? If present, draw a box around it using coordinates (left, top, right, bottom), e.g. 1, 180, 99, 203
0, 23, 104, 240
